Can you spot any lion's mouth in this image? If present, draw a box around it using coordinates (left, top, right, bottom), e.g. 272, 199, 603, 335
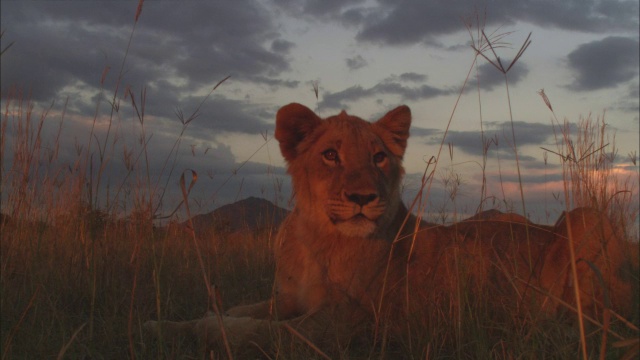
350, 213, 369, 220
325, 199, 387, 237
330, 213, 377, 237
344, 214, 373, 225
330, 211, 373, 223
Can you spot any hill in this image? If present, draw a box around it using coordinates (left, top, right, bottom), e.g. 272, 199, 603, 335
187, 197, 289, 235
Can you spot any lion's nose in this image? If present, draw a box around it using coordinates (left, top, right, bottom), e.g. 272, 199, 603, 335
344, 191, 378, 206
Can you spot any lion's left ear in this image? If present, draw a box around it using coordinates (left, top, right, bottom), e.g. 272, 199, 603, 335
373, 105, 411, 158
275, 103, 323, 162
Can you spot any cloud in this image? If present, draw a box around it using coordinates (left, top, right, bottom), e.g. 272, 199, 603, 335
274, 0, 365, 17
271, 39, 296, 54
239, 75, 300, 89
320, 75, 452, 109
273, 0, 368, 19
399, 72, 427, 82
176, 96, 274, 135
402, 167, 568, 224
2, 0, 637, 214
320, 85, 369, 109
346, 55, 368, 70
271, 1, 638, 49
489, 171, 563, 185
425, 121, 560, 157
515, 0, 639, 33
0, 1, 292, 101
354, 1, 477, 45
475, 60, 529, 91
565, 36, 640, 91
409, 127, 439, 137
352, 0, 638, 46
607, 82, 640, 115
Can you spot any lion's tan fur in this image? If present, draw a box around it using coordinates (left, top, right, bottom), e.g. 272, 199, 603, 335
145, 104, 632, 355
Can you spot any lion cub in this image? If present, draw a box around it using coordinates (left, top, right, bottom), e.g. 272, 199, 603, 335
145, 103, 633, 356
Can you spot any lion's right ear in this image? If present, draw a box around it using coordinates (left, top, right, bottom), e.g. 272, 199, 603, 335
275, 103, 323, 162
373, 105, 411, 158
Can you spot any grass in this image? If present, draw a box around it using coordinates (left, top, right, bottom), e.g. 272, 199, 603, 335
1, 5, 639, 360
0, 208, 276, 359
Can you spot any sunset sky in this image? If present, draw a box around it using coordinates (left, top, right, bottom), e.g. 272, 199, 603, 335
1, 1, 638, 223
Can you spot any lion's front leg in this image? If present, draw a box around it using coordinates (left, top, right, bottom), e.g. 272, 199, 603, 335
226, 293, 300, 320
144, 314, 271, 350
144, 308, 356, 356
225, 300, 273, 318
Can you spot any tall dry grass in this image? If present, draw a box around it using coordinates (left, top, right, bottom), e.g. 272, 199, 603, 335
0, 85, 275, 357
0, 2, 265, 358
402, 12, 639, 359
1, 4, 638, 360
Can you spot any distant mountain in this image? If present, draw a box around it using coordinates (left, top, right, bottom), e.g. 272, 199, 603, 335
187, 197, 290, 235
462, 209, 505, 221
460, 209, 532, 224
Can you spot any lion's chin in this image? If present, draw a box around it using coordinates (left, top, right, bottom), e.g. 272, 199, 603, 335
333, 216, 377, 238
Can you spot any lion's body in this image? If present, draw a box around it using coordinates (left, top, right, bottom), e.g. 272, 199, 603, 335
145, 104, 633, 355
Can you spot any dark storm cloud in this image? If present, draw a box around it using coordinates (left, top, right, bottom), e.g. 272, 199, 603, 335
0, 8, 115, 101
515, 0, 639, 33
273, 0, 367, 17
320, 75, 452, 109
0, 1, 294, 101
565, 37, 640, 91
352, 0, 638, 46
354, 1, 479, 45
273, 0, 638, 47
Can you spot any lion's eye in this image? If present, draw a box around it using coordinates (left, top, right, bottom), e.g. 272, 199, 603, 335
323, 149, 339, 163
373, 151, 387, 165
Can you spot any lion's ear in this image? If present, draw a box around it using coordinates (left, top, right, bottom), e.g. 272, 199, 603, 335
275, 103, 323, 162
374, 105, 411, 158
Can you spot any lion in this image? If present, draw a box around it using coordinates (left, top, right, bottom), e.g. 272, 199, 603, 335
145, 103, 633, 356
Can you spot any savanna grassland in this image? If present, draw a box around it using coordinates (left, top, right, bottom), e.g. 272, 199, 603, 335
1, 4, 639, 360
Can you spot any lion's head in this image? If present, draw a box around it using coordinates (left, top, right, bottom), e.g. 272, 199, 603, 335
275, 103, 411, 238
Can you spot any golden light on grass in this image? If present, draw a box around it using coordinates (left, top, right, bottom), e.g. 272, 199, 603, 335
134, 0, 144, 23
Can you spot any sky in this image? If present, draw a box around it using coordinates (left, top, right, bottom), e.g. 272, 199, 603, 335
1, 0, 638, 224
